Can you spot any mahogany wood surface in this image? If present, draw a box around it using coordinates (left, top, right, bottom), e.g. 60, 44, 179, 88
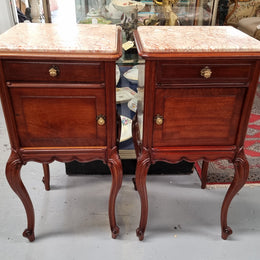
0, 29, 123, 242
3, 60, 105, 83
133, 30, 260, 241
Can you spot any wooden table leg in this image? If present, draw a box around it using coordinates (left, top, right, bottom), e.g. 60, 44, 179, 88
221, 149, 249, 240
42, 163, 50, 191
132, 112, 141, 191
135, 148, 151, 241
107, 147, 123, 239
201, 161, 209, 189
5, 151, 35, 242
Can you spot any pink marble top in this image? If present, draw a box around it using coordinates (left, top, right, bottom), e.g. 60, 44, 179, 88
0, 23, 121, 57
136, 26, 260, 53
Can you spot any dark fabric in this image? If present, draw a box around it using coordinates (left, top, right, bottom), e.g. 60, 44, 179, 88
65, 160, 194, 175
17, 7, 28, 23
17, 7, 31, 23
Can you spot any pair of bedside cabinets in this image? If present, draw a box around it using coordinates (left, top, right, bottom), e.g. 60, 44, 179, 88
0, 24, 260, 242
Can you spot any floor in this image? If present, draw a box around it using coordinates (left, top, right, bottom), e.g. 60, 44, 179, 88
1, 102, 260, 260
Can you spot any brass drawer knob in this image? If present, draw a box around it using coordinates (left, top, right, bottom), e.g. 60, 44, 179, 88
97, 115, 106, 126
154, 114, 164, 125
200, 66, 212, 79
49, 66, 60, 77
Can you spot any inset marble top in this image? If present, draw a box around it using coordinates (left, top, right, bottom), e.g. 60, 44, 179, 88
0, 23, 121, 57
136, 26, 260, 54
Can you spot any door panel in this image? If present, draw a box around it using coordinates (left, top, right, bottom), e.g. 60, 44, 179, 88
153, 87, 246, 146
10, 86, 106, 147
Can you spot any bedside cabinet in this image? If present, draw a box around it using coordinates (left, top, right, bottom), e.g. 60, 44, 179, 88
0, 23, 122, 241
133, 26, 260, 240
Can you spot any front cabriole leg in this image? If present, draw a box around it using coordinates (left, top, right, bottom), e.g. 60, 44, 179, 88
107, 147, 123, 239
135, 148, 151, 241
221, 148, 249, 240
5, 150, 35, 242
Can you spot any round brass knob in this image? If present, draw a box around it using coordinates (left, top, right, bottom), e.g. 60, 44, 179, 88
200, 66, 212, 79
49, 66, 59, 77
97, 115, 106, 126
154, 114, 164, 125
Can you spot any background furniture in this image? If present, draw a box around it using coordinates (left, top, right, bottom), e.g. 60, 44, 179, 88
238, 17, 260, 41
133, 26, 260, 241
225, 0, 260, 26
0, 23, 122, 241
225, 0, 260, 40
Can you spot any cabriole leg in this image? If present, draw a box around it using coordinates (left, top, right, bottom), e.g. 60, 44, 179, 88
221, 149, 249, 240
5, 151, 35, 242
107, 148, 123, 239
135, 149, 151, 241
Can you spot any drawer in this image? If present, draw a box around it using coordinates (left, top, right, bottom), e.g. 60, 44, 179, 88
3, 60, 104, 83
156, 60, 253, 86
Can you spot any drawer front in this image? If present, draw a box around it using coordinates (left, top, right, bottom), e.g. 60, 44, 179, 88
156, 60, 252, 86
152, 87, 246, 147
10, 86, 107, 147
4, 61, 104, 83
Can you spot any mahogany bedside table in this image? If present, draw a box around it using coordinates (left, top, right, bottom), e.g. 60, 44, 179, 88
0, 23, 122, 241
133, 26, 260, 241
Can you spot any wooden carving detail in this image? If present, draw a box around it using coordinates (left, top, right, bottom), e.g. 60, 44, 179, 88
107, 146, 123, 239
221, 148, 249, 240
5, 150, 35, 242
20, 150, 107, 165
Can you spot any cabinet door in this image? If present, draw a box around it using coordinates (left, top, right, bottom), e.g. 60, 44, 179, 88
10, 85, 106, 147
152, 87, 246, 147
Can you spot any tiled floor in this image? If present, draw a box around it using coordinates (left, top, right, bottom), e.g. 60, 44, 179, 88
1, 102, 260, 260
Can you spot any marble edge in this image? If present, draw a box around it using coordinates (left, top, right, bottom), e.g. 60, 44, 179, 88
136, 26, 260, 54
0, 23, 122, 57
0, 51, 122, 60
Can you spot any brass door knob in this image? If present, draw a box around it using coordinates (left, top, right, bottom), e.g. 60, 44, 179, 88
97, 115, 106, 126
200, 66, 212, 79
154, 114, 164, 125
49, 66, 60, 77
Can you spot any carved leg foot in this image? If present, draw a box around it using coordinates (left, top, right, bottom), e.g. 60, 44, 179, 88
111, 225, 120, 239
23, 228, 35, 242
222, 226, 233, 240
42, 163, 50, 191
221, 149, 249, 240
136, 227, 145, 241
6, 151, 35, 242
201, 161, 209, 189
135, 148, 150, 241
107, 147, 123, 239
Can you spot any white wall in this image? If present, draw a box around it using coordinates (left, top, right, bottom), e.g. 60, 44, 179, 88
0, 0, 18, 34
